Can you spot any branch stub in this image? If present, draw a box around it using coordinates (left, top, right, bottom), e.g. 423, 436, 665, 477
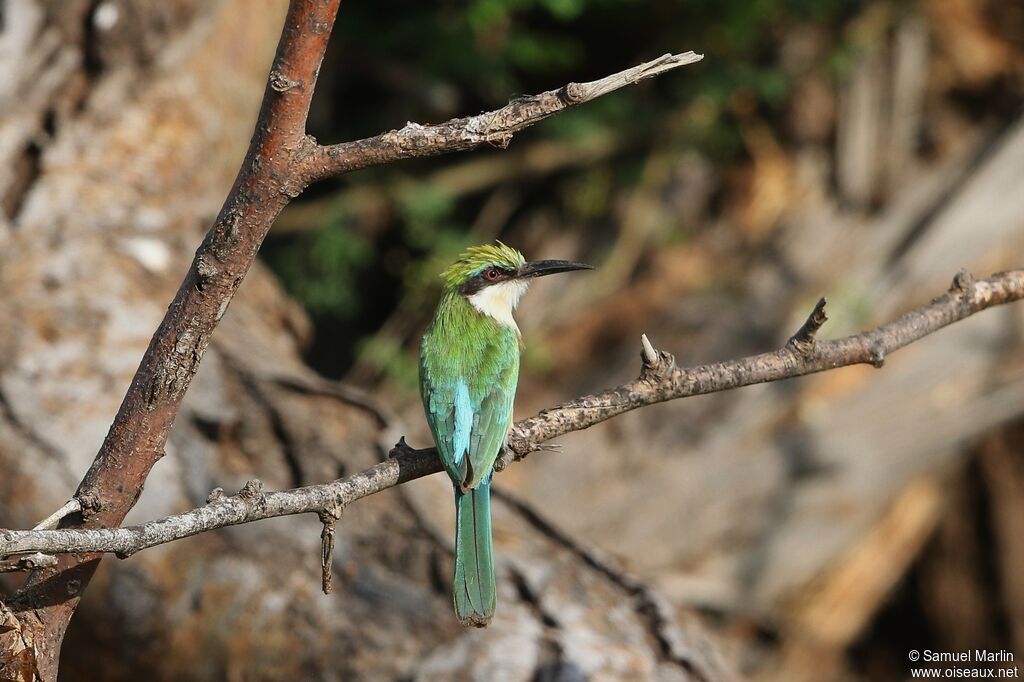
787, 297, 829, 358
951, 269, 977, 296
238, 479, 264, 500
639, 334, 676, 381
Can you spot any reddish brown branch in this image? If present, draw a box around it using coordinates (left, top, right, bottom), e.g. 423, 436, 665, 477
8, 1, 342, 677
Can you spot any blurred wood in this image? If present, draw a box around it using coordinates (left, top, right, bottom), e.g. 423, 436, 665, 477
836, 45, 885, 209
927, 0, 1017, 87
784, 476, 945, 648
734, 122, 794, 236
0, 0, 1021, 679
886, 15, 929, 188
917, 463, 1001, 653
596, 149, 675, 292
518, 103, 1024, 605
977, 423, 1024, 654
502, 19, 1024, 682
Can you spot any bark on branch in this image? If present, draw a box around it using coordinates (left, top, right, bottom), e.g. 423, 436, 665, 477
294, 51, 703, 182
2, 269, 1020, 561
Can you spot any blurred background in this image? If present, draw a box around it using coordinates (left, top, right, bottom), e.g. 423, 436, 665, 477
1, 0, 1023, 679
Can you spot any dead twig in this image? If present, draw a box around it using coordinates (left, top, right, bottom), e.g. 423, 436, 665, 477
294, 52, 703, 183
0, 553, 56, 573
32, 500, 82, 532
503, 269, 1023, 460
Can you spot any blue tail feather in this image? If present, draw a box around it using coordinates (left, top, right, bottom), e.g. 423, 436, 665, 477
453, 477, 495, 627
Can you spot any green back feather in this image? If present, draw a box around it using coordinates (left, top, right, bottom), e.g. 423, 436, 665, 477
419, 292, 519, 488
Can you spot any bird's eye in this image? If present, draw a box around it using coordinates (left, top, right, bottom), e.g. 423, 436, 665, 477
484, 268, 501, 281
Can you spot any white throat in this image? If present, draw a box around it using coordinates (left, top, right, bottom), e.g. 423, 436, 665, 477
468, 279, 530, 331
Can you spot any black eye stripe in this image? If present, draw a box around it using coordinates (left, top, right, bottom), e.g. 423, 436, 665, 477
482, 267, 513, 280
458, 267, 517, 295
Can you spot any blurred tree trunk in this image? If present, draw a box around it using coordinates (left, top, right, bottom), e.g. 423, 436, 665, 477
0, 2, 727, 680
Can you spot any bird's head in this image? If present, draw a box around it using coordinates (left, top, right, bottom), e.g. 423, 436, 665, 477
441, 242, 593, 329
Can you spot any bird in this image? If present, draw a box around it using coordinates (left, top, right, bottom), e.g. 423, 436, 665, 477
418, 242, 593, 626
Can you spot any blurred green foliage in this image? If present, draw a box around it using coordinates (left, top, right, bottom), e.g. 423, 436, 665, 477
398, 187, 460, 250
356, 335, 422, 391
265, 0, 868, 379
262, 205, 371, 315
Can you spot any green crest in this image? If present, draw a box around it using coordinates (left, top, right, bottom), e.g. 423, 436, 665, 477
441, 242, 525, 289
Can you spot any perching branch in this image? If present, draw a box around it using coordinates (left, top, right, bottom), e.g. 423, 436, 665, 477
3, 0, 703, 673
2, 269, 1020, 563
503, 269, 1022, 458
0, 501, 85, 572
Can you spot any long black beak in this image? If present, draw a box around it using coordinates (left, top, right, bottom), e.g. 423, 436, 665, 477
518, 259, 594, 278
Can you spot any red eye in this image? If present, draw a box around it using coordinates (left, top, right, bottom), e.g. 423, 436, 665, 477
484, 268, 500, 281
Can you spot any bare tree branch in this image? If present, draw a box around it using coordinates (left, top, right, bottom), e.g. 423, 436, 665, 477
294, 51, 704, 183
2, 269, 1020, 561
502, 268, 1022, 460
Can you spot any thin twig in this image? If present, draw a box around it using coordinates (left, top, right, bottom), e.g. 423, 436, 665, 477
503, 269, 1023, 459
1, 269, 1020, 560
0, 553, 56, 573
32, 500, 82, 532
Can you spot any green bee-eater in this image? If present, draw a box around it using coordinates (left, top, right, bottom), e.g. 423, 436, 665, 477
419, 242, 592, 626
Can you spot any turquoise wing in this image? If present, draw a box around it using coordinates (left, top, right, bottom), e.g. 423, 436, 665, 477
420, 327, 519, 489
419, 299, 520, 627
464, 373, 515, 489
419, 360, 462, 484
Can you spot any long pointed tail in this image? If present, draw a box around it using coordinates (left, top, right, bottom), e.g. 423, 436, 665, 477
453, 479, 496, 627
